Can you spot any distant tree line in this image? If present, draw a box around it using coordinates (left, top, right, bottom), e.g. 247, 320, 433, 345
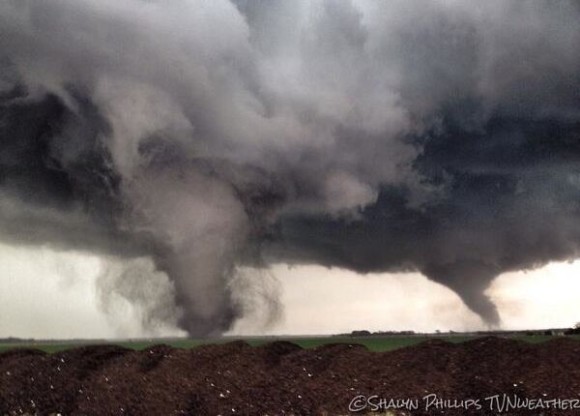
347, 330, 416, 337
564, 323, 580, 335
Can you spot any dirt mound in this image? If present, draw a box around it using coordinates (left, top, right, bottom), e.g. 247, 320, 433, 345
1, 337, 579, 415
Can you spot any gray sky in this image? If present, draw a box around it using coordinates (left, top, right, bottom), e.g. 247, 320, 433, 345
1, 0, 580, 337
1, 243, 578, 339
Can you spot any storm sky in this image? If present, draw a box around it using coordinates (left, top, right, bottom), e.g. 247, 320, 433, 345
1, 0, 580, 336
2, 242, 579, 338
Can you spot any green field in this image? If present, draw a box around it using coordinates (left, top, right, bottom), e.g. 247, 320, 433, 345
2, 334, 579, 354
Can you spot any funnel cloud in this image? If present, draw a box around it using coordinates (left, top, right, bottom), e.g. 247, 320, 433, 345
1, 0, 580, 334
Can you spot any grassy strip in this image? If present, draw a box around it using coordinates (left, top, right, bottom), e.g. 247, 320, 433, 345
1, 334, 579, 354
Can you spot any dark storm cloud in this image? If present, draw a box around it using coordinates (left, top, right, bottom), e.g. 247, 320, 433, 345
272, 116, 580, 325
0, 0, 579, 333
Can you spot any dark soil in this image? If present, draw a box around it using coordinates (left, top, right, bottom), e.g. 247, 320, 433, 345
1, 337, 580, 415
